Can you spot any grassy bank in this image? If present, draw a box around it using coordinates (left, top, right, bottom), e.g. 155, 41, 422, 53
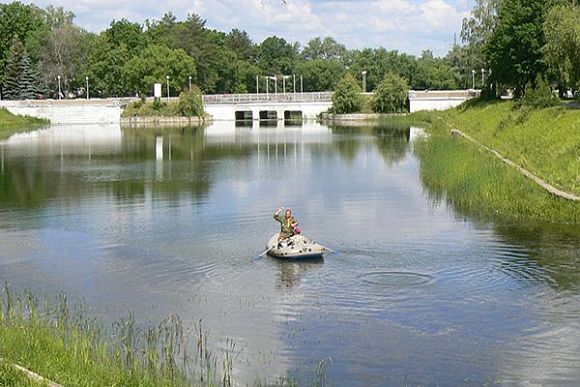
401, 101, 580, 224
437, 100, 580, 195
0, 108, 49, 140
0, 286, 227, 386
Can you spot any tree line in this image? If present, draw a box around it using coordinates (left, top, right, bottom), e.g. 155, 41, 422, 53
0, 0, 578, 103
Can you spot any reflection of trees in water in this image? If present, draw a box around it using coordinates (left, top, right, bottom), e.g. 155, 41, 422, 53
493, 222, 580, 293
329, 122, 410, 165
0, 126, 257, 209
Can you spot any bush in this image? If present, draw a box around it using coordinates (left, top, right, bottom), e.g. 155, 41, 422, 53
371, 72, 409, 114
177, 86, 204, 117
523, 74, 560, 108
331, 73, 363, 114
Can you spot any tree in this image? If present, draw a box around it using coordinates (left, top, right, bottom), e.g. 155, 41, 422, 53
294, 59, 345, 91
177, 87, 204, 117
301, 36, 346, 60
124, 45, 197, 96
257, 36, 297, 75
486, 0, 548, 96
331, 73, 363, 114
523, 74, 559, 108
19, 54, 39, 99
226, 29, 254, 61
3, 36, 25, 99
461, 0, 501, 72
543, 4, 580, 93
0, 2, 46, 86
371, 73, 409, 114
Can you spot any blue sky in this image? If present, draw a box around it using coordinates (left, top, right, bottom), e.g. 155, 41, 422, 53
4, 0, 475, 56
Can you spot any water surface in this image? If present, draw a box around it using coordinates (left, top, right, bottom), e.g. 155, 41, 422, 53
1, 121, 579, 385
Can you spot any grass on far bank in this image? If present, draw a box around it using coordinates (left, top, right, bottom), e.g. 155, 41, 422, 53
0, 108, 49, 140
397, 100, 580, 224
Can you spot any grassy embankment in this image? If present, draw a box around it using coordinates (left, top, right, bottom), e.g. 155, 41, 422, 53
0, 108, 49, 140
405, 100, 580, 224
0, 286, 230, 386
0, 286, 324, 386
122, 100, 182, 117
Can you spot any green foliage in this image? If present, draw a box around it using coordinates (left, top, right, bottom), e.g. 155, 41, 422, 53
294, 59, 345, 91
177, 87, 204, 117
124, 44, 196, 96
331, 73, 363, 114
19, 54, 38, 99
257, 36, 297, 75
487, 0, 548, 95
543, 4, 580, 91
523, 74, 559, 108
0, 108, 48, 139
371, 73, 409, 113
2, 36, 25, 100
0, 286, 235, 386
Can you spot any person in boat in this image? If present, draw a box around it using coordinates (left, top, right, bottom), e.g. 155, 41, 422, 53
273, 207, 299, 241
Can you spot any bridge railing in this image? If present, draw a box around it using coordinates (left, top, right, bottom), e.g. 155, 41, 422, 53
202, 92, 333, 104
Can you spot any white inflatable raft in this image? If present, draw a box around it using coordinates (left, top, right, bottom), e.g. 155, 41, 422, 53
266, 233, 327, 260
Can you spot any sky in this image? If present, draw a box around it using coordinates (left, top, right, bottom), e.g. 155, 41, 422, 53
3, 0, 475, 56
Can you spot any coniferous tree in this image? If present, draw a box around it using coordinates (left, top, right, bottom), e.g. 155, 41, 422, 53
19, 54, 39, 99
3, 36, 25, 100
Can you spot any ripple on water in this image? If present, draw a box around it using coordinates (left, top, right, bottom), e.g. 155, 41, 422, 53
358, 271, 435, 287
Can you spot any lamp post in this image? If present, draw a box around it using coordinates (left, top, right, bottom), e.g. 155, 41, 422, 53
256, 75, 259, 95
362, 71, 367, 93
85, 76, 89, 100
472, 69, 476, 89
481, 68, 485, 87
166, 75, 170, 102
264, 76, 269, 96
293, 74, 296, 96
57, 75, 61, 100
188, 76, 192, 91
282, 75, 290, 95
300, 75, 303, 95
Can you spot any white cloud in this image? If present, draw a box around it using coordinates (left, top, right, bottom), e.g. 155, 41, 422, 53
3, 0, 469, 55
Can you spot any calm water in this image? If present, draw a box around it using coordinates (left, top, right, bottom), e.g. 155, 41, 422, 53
1, 121, 580, 385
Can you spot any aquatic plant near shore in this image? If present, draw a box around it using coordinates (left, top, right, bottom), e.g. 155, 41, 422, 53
0, 285, 234, 386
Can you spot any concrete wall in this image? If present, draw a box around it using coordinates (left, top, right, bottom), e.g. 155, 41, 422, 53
205, 101, 332, 121
0, 99, 121, 124
408, 90, 481, 113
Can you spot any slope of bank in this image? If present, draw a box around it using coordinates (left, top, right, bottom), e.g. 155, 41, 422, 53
406, 101, 580, 224
436, 100, 580, 195
0, 108, 49, 139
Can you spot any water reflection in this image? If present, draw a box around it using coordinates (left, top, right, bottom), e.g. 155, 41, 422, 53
1, 120, 580, 385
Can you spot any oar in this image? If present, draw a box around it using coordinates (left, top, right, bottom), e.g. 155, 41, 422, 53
256, 246, 273, 259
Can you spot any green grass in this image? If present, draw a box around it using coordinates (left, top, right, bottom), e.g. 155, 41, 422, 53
122, 100, 182, 117
0, 361, 46, 386
0, 286, 227, 387
437, 100, 580, 195
0, 108, 49, 140
0, 286, 329, 387
408, 100, 580, 224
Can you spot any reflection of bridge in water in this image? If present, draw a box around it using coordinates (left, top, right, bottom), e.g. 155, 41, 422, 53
203, 92, 333, 121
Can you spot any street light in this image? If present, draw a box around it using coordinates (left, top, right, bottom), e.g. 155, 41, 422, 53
85, 76, 89, 100
481, 68, 485, 87
268, 76, 277, 96
57, 75, 61, 100
188, 76, 192, 91
361, 71, 367, 93
282, 75, 290, 95
472, 69, 476, 89
264, 76, 270, 96
166, 75, 170, 102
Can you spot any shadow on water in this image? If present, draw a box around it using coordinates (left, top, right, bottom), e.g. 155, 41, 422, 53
270, 256, 324, 290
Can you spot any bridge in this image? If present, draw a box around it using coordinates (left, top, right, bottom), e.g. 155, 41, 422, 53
0, 92, 333, 124
202, 92, 332, 121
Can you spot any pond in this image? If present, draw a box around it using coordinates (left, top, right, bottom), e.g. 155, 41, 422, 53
1, 121, 579, 385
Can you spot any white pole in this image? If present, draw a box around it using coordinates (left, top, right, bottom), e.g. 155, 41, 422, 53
189, 76, 192, 91
283, 76, 286, 95
57, 76, 61, 100
166, 75, 170, 102
300, 75, 303, 95
86, 76, 89, 100
293, 74, 296, 96
472, 70, 475, 89
256, 75, 259, 95
265, 76, 269, 96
